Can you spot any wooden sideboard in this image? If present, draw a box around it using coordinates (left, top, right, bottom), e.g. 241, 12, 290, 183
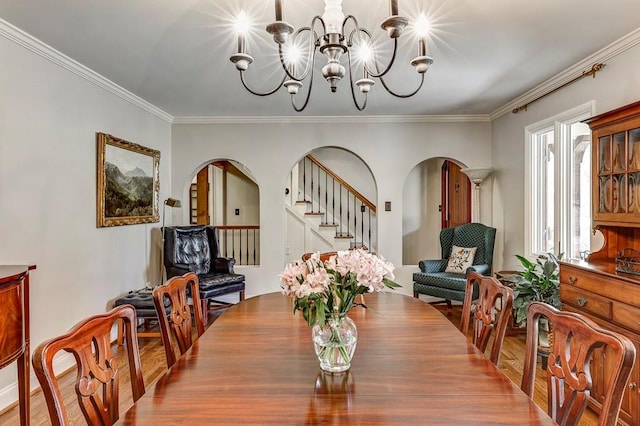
0, 265, 34, 426
559, 260, 640, 426
558, 101, 640, 425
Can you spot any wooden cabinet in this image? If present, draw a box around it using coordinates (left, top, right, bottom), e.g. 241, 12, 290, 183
0, 265, 34, 426
559, 260, 639, 425
586, 100, 640, 228
557, 101, 640, 424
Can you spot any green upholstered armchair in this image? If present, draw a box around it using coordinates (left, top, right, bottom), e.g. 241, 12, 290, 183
413, 223, 496, 308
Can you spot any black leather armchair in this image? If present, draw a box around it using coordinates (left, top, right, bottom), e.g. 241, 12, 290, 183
413, 223, 496, 309
163, 225, 245, 314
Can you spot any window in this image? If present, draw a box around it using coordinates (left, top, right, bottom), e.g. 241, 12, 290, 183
525, 103, 594, 260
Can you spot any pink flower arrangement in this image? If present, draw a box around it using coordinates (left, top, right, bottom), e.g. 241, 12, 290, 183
280, 249, 400, 326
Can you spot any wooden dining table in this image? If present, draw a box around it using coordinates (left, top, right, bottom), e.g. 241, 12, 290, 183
118, 292, 554, 425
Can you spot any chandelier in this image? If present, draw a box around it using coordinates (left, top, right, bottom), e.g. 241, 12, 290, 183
229, 0, 433, 111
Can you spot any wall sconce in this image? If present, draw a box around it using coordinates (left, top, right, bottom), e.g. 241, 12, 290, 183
460, 167, 493, 222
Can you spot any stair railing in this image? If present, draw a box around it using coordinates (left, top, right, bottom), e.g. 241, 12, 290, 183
216, 225, 260, 266
297, 155, 376, 250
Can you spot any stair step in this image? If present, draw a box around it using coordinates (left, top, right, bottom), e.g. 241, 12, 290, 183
335, 233, 353, 239
319, 223, 338, 228
304, 212, 324, 216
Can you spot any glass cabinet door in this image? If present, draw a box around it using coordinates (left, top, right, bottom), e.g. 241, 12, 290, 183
595, 127, 640, 217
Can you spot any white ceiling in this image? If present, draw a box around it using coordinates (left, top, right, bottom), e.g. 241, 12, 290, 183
2, 0, 639, 118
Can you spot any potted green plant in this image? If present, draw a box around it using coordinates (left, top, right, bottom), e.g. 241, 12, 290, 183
505, 253, 561, 328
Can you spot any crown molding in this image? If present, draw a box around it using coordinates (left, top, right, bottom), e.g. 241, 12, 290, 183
490, 27, 640, 120
173, 114, 491, 125
0, 19, 174, 123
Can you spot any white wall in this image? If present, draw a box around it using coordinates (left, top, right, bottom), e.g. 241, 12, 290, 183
491, 41, 640, 272
0, 24, 171, 409
402, 158, 445, 264
312, 146, 376, 202
171, 120, 492, 299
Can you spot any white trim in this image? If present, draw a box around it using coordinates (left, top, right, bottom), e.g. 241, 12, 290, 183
523, 102, 595, 259
0, 19, 174, 123
0, 352, 75, 412
172, 114, 491, 125
491, 28, 640, 120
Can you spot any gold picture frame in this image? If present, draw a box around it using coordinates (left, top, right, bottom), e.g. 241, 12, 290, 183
96, 132, 160, 227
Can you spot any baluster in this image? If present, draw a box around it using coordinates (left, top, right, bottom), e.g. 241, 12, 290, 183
239, 228, 243, 265
346, 192, 351, 244
232, 229, 236, 262
303, 157, 307, 203
309, 163, 315, 213
317, 162, 321, 214
253, 228, 257, 265
360, 204, 364, 250
324, 169, 328, 224
339, 185, 343, 237
368, 210, 372, 251
332, 177, 336, 225
222, 228, 228, 258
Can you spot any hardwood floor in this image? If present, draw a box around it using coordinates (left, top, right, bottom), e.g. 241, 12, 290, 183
0, 305, 599, 425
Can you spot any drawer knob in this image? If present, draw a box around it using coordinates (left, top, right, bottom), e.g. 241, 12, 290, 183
568, 276, 577, 284
630, 382, 637, 390
577, 298, 587, 307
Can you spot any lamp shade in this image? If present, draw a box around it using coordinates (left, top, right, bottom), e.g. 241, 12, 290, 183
460, 167, 494, 185
164, 197, 182, 208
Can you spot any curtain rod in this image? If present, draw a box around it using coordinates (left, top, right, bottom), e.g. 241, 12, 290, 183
512, 63, 605, 114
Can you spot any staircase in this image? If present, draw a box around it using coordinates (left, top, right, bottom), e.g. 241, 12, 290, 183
285, 155, 376, 260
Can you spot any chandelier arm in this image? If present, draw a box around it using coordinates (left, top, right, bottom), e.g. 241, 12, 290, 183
239, 71, 286, 97
364, 36, 399, 79
290, 63, 316, 112
379, 72, 425, 98
278, 23, 320, 81
345, 49, 367, 111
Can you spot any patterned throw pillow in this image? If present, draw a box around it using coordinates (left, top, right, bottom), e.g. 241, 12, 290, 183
444, 245, 477, 274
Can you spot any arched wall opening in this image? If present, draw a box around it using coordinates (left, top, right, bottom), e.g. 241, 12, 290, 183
284, 146, 377, 263
402, 157, 470, 265
182, 158, 260, 266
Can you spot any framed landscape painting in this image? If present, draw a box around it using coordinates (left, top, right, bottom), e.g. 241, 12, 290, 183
96, 132, 160, 227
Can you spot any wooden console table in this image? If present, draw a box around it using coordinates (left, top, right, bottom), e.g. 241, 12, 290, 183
0, 265, 35, 426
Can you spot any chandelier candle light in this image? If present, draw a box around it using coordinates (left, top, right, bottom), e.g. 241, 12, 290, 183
280, 250, 400, 373
230, 0, 433, 111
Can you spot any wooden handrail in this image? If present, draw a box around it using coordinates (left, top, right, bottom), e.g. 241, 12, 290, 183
306, 154, 377, 213
215, 225, 260, 230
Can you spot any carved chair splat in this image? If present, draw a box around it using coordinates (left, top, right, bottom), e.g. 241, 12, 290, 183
153, 272, 205, 368
521, 302, 636, 426
32, 304, 145, 426
460, 271, 514, 365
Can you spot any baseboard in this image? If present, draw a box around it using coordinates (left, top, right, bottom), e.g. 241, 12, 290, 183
0, 351, 75, 413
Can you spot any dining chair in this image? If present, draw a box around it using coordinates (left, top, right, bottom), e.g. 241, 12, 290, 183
32, 304, 145, 426
521, 302, 636, 426
460, 271, 514, 365
302, 251, 338, 262
153, 272, 206, 368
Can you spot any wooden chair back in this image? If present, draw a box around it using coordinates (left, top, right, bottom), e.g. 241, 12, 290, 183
301, 251, 338, 262
32, 304, 145, 426
521, 301, 636, 426
460, 271, 514, 365
153, 272, 205, 368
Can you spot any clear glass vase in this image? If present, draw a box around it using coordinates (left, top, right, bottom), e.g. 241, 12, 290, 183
312, 315, 358, 373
